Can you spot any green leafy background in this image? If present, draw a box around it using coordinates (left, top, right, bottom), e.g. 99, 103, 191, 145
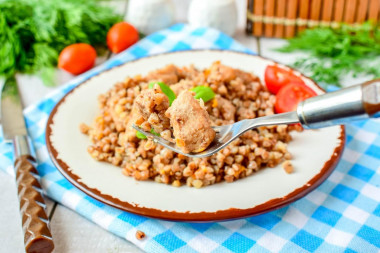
278, 22, 380, 87
0, 0, 122, 91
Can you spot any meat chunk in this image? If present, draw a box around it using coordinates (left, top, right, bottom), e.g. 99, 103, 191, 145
146, 64, 179, 85
165, 91, 215, 153
216, 96, 236, 121
207, 61, 237, 82
170, 79, 196, 96
207, 61, 259, 84
133, 84, 170, 133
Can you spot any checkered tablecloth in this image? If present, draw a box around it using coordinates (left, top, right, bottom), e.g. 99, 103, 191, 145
1, 24, 379, 253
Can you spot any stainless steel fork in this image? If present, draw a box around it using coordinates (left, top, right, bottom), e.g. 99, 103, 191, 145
134, 79, 380, 158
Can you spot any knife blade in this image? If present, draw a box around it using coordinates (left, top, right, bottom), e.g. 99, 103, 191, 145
1, 85, 27, 140
1, 81, 54, 253
0, 78, 4, 123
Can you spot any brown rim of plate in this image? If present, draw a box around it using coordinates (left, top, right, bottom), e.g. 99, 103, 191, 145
45, 49, 346, 222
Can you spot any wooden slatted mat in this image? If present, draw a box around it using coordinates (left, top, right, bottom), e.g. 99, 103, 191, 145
247, 0, 380, 37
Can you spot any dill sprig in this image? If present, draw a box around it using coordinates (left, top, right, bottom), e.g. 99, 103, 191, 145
0, 0, 122, 88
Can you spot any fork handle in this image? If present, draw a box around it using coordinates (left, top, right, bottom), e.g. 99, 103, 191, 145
14, 136, 54, 253
297, 79, 380, 129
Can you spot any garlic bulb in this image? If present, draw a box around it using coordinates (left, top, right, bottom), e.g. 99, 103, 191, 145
126, 0, 175, 35
188, 0, 237, 36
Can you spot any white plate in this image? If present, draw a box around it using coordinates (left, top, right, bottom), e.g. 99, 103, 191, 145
46, 50, 345, 221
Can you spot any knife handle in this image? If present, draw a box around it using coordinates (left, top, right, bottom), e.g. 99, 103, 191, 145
15, 155, 54, 253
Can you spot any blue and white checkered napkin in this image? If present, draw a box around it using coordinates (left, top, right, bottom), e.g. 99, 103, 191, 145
1, 24, 380, 253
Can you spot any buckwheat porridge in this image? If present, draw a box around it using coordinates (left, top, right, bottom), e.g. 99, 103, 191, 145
80, 61, 300, 188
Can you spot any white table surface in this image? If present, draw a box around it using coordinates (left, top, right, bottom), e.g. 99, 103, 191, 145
0, 1, 365, 252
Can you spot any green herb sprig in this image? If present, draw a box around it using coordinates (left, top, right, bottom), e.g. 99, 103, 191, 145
0, 0, 122, 90
277, 21, 380, 87
148, 81, 176, 105
136, 131, 148, 140
191, 86, 215, 102
136, 128, 160, 140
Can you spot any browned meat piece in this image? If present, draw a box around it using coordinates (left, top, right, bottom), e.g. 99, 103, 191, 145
177, 65, 207, 84
133, 84, 170, 133
146, 64, 179, 85
207, 61, 237, 82
170, 79, 196, 96
207, 61, 259, 84
216, 96, 236, 121
166, 91, 215, 153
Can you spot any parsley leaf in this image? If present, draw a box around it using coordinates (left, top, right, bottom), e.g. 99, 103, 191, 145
191, 86, 215, 102
277, 21, 380, 87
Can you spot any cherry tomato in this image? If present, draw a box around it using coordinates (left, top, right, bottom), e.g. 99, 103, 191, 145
264, 65, 306, 94
275, 83, 317, 113
58, 43, 97, 75
107, 22, 139, 53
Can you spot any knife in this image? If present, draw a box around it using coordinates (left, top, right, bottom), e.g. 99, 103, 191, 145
0, 80, 54, 253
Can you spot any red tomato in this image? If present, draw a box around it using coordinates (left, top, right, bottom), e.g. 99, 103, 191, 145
264, 65, 306, 94
275, 83, 317, 113
107, 22, 139, 53
58, 43, 97, 75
